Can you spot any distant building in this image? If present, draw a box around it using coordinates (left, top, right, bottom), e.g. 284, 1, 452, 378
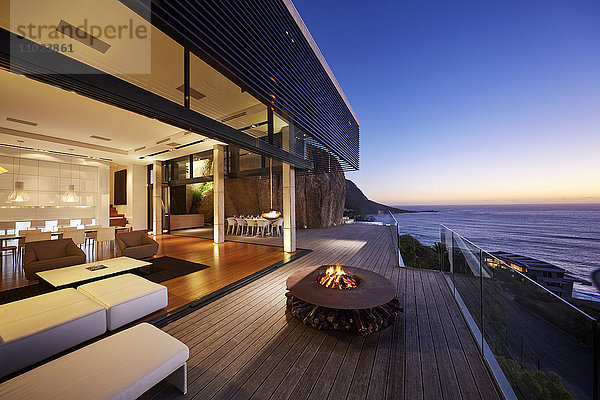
490, 251, 574, 299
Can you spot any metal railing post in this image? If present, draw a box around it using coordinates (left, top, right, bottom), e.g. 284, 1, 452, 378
594, 320, 598, 400
480, 248, 484, 354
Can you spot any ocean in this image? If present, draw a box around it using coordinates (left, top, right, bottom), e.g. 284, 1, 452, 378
373, 204, 600, 297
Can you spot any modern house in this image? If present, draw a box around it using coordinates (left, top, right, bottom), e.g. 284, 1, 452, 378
1, 2, 595, 400
491, 251, 575, 299
0, 0, 359, 253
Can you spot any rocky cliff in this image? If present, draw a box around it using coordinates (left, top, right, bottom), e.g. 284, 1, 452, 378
222, 169, 345, 229
345, 179, 411, 215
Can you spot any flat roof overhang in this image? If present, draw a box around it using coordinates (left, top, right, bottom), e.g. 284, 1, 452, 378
0, 28, 312, 170
119, 0, 360, 171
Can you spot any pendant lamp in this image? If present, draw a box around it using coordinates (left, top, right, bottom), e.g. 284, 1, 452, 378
7, 140, 30, 202
261, 158, 281, 220
62, 149, 80, 203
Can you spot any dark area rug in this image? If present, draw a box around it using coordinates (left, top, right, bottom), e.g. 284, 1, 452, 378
0, 256, 210, 305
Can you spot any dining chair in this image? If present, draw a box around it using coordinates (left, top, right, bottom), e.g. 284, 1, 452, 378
0, 221, 16, 236
246, 219, 257, 236
15, 228, 39, 254
80, 217, 93, 226
226, 218, 237, 235
95, 227, 116, 256
235, 218, 247, 235
56, 219, 71, 228
272, 218, 283, 236
62, 229, 86, 248
85, 224, 102, 246
0, 223, 18, 264
29, 220, 46, 230
256, 220, 270, 237
58, 226, 78, 233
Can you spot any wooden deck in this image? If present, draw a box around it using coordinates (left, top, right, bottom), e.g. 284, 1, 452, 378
144, 224, 501, 400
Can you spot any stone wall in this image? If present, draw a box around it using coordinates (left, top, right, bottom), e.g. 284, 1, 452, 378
180, 145, 346, 229
222, 170, 345, 229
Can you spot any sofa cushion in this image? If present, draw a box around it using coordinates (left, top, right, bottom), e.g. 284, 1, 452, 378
122, 244, 158, 259
78, 274, 165, 309
0, 288, 105, 345
24, 255, 86, 281
0, 323, 188, 400
120, 232, 144, 248
34, 241, 68, 261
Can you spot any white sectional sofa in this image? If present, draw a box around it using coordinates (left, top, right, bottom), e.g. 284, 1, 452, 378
0, 323, 189, 399
0, 288, 107, 378
77, 274, 168, 331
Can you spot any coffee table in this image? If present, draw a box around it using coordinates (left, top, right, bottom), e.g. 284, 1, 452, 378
36, 257, 152, 287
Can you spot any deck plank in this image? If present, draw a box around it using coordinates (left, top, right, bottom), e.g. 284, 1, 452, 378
148, 225, 502, 400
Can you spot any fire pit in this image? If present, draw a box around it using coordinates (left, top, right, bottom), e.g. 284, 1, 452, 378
286, 265, 403, 336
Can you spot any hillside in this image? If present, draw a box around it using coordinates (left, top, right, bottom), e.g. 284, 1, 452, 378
345, 180, 417, 215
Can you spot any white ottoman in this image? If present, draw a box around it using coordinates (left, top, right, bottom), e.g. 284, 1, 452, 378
0, 323, 189, 399
78, 274, 167, 330
0, 288, 106, 378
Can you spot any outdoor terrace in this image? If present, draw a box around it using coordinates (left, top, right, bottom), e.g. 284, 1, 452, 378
143, 224, 501, 400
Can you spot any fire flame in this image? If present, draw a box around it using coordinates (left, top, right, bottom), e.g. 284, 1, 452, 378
318, 265, 359, 290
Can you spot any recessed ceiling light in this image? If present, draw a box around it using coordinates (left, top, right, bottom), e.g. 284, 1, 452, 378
56, 19, 111, 53
6, 117, 38, 126
176, 85, 205, 100
90, 135, 112, 141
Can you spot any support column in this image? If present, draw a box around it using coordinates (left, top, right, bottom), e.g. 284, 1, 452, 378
213, 144, 225, 243
282, 120, 296, 253
283, 162, 296, 253
152, 160, 162, 236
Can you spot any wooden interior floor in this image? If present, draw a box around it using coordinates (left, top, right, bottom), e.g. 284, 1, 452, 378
0, 235, 296, 317
172, 227, 285, 247
142, 224, 502, 400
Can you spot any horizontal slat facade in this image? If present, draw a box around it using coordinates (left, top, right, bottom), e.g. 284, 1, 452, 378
120, 0, 360, 170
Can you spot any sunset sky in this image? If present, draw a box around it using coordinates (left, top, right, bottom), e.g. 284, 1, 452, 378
294, 0, 600, 205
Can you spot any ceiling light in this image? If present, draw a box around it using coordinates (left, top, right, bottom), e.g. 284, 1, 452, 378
6, 117, 38, 126
90, 135, 112, 141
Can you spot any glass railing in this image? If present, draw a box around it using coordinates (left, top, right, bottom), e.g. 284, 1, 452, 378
441, 224, 598, 400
